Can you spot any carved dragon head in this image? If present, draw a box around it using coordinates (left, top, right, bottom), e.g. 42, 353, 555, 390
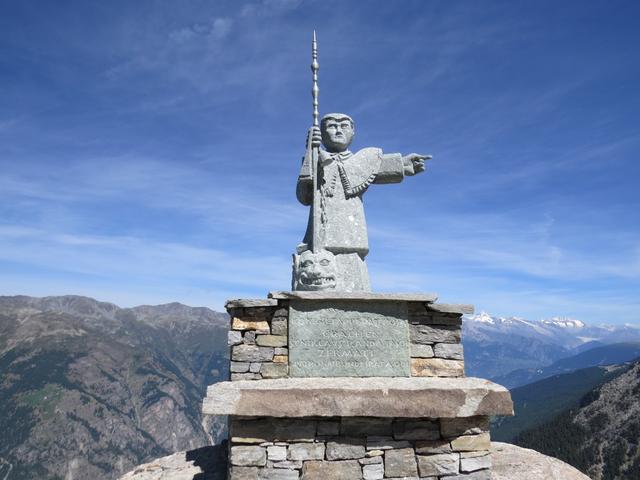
293, 249, 337, 291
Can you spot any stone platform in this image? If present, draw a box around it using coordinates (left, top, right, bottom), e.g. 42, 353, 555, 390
203, 294, 514, 479
203, 377, 512, 479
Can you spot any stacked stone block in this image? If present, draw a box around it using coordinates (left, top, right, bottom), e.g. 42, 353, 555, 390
229, 416, 492, 479
226, 300, 289, 381
226, 298, 468, 381
408, 303, 464, 378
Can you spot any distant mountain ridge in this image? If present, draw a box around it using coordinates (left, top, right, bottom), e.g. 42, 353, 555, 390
492, 342, 640, 388
465, 311, 640, 348
0, 295, 229, 480
462, 312, 640, 380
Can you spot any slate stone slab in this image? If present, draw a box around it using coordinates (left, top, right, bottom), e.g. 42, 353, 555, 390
288, 300, 410, 377
202, 377, 514, 418
326, 438, 366, 460
342, 418, 392, 437
411, 358, 464, 377
302, 460, 362, 480
232, 345, 274, 362
362, 463, 384, 480
288, 443, 325, 461
269, 291, 437, 302
410, 324, 461, 344
259, 469, 299, 480
226, 298, 279, 308
230, 446, 266, 467
441, 417, 490, 437
230, 418, 317, 443
428, 303, 474, 314
434, 343, 464, 360
384, 448, 418, 477
451, 433, 491, 451
417, 452, 460, 476
393, 419, 440, 441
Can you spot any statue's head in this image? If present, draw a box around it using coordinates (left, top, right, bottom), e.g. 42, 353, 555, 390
321, 113, 354, 153
293, 249, 337, 291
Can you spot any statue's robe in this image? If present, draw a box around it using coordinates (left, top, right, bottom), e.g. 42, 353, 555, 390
297, 147, 405, 257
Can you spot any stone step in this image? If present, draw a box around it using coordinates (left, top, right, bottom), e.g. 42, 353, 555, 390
202, 377, 513, 418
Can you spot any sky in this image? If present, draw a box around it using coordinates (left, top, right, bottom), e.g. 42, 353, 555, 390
0, 0, 639, 324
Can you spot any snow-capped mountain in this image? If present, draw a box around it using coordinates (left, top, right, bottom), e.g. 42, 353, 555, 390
542, 317, 586, 329
465, 312, 639, 347
462, 312, 640, 380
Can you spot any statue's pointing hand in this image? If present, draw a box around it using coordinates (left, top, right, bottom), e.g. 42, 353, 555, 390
402, 153, 432, 176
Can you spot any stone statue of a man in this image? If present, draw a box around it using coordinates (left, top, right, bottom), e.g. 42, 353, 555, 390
293, 113, 430, 291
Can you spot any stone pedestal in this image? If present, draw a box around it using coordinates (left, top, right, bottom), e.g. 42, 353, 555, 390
203, 292, 513, 479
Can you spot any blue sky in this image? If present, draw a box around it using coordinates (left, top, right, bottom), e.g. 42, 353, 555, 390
1, 0, 638, 324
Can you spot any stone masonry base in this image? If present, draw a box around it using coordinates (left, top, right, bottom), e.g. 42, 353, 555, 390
229, 415, 492, 479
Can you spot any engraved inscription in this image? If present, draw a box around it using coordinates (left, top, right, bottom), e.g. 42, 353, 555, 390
289, 300, 410, 377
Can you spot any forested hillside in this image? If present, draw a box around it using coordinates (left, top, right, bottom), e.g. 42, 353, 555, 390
493, 364, 627, 442
515, 360, 640, 479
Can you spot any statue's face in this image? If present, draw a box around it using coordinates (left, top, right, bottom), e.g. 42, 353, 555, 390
294, 249, 337, 291
321, 116, 354, 152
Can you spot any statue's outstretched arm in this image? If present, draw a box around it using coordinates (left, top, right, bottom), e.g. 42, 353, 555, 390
374, 152, 404, 184
375, 152, 432, 184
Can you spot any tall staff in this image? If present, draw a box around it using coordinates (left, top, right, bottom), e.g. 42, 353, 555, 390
312, 30, 319, 129
310, 31, 321, 253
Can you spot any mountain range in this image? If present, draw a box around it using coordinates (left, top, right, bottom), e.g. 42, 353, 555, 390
463, 311, 640, 381
0, 295, 228, 480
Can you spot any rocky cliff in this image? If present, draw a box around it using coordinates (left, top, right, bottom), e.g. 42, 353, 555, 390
0, 295, 228, 480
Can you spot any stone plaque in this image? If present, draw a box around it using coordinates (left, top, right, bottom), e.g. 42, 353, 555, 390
289, 300, 410, 377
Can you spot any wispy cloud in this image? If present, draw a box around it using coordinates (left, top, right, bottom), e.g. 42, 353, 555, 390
0, 225, 291, 306
1, 153, 304, 237
168, 17, 234, 44
370, 210, 640, 283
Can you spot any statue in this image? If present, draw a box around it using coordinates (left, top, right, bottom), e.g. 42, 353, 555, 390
292, 33, 431, 292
